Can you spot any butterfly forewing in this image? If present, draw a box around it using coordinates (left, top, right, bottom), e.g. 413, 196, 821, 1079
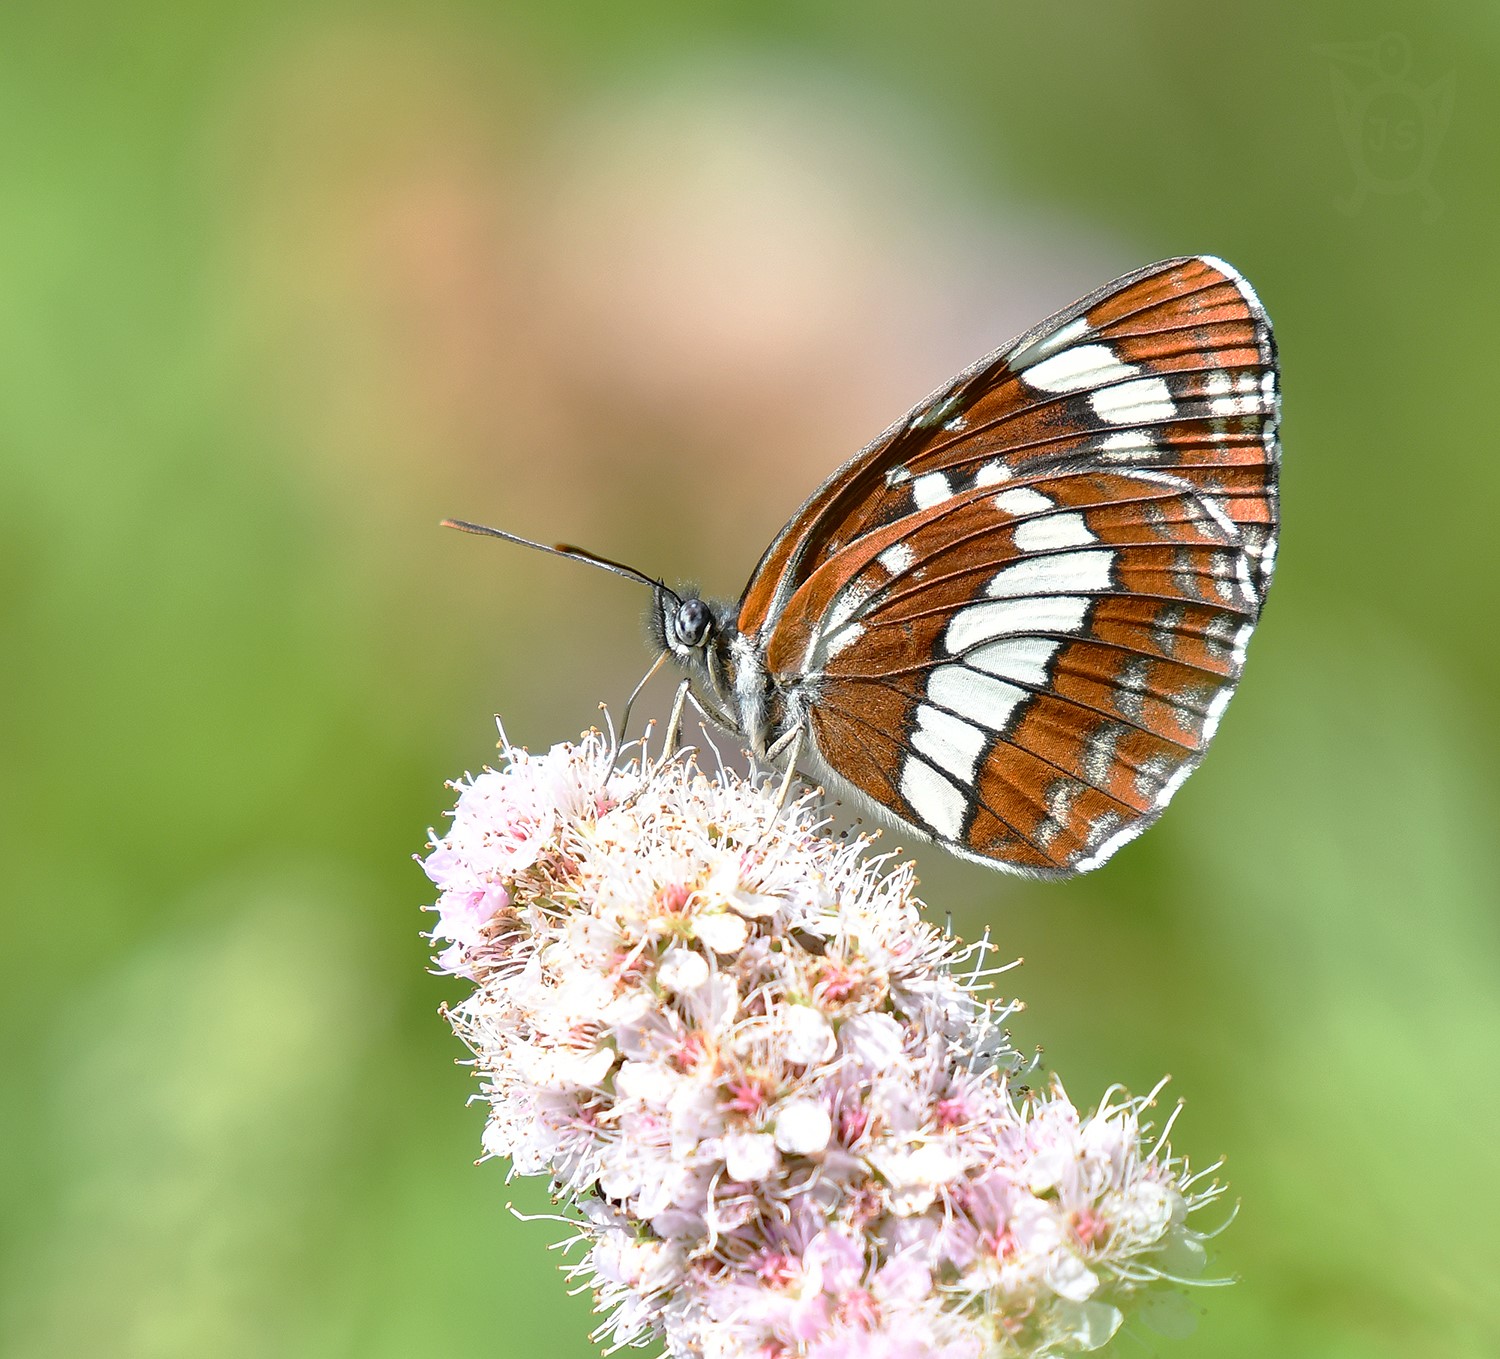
740, 256, 1278, 638
747, 256, 1278, 876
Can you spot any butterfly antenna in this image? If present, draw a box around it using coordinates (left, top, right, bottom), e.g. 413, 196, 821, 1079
440, 519, 669, 595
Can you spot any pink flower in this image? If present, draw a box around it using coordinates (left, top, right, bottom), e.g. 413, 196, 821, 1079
426, 729, 1229, 1358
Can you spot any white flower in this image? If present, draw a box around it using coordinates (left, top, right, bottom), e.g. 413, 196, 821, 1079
773, 1098, 833, 1155
560, 1045, 616, 1089
723, 1131, 779, 1182
780, 1004, 837, 1064
693, 910, 750, 955
1052, 1298, 1124, 1351
705, 854, 784, 918
868, 1140, 967, 1216
615, 1059, 677, 1105
658, 946, 710, 993
424, 727, 1230, 1359
1107, 1178, 1181, 1247
1047, 1251, 1101, 1303
838, 1011, 905, 1068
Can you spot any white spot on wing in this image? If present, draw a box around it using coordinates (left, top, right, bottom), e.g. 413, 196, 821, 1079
878, 542, 915, 575
824, 581, 873, 632
1205, 370, 1266, 418
911, 470, 954, 510
913, 390, 967, 430
1090, 377, 1175, 425
1232, 551, 1256, 604
1021, 343, 1138, 395
1007, 316, 1090, 370
1082, 723, 1123, 786
1259, 535, 1278, 581
911, 704, 987, 782
967, 637, 1060, 688
900, 757, 966, 840
993, 487, 1053, 517
986, 549, 1114, 599
927, 663, 1028, 730
820, 622, 864, 661
1231, 621, 1255, 664
1201, 684, 1236, 741
1013, 511, 1097, 553
1127, 469, 1192, 492
1113, 656, 1150, 722
1037, 779, 1082, 849
1070, 816, 1149, 873
1096, 429, 1160, 463
1203, 613, 1237, 663
1133, 752, 1173, 801
1197, 495, 1238, 540
1154, 760, 1195, 809
973, 460, 1012, 488
945, 596, 1092, 654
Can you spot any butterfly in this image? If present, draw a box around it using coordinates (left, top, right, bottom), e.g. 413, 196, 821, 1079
447, 256, 1279, 878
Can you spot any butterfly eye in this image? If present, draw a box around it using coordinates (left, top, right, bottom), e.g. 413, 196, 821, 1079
674, 599, 713, 649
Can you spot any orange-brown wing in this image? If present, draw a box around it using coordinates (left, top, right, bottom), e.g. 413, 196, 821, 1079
737, 256, 1278, 647
775, 467, 1260, 877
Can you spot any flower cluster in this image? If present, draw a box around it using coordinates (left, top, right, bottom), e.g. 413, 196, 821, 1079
423, 730, 1226, 1357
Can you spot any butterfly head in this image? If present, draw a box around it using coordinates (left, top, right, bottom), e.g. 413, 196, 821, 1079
650, 586, 720, 660
648, 584, 750, 736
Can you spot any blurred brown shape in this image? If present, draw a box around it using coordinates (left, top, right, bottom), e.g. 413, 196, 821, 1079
209, 35, 1118, 584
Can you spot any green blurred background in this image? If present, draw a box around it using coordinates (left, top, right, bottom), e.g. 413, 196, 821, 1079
4, 2, 1497, 1356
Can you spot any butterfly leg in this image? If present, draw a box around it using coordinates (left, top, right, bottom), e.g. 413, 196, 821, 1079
662, 678, 691, 756
766, 725, 805, 810
621, 650, 669, 743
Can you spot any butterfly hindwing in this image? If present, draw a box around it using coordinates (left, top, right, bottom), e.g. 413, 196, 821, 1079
789, 468, 1256, 875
